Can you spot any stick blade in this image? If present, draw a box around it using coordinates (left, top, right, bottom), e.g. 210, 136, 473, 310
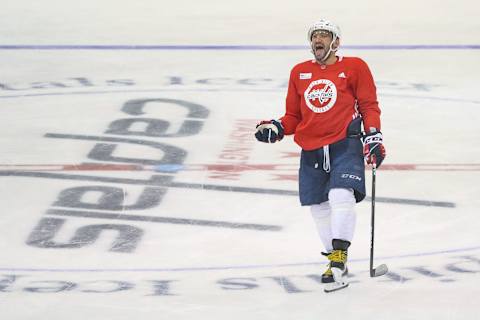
371, 263, 388, 277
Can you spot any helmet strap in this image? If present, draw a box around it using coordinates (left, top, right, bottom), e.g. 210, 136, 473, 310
319, 35, 338, 63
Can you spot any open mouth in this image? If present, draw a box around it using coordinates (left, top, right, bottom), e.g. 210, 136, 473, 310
314, 44, 325, 52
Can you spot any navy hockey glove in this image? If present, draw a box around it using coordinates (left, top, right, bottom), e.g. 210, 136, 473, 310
255, 120, 284, 143
361, 130, 386, 167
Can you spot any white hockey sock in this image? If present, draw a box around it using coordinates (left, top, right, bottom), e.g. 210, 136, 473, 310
310, 201, 333, 252
329, 188, 356, 243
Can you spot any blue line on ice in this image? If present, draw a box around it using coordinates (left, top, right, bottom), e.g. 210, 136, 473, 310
1, 245, 478, 273
0, 44, 479, 50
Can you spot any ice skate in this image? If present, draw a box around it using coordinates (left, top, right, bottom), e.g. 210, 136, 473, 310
324, 240, 350, 293
321, 251, 348, 283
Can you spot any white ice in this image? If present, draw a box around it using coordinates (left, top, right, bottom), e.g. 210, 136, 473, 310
0, 1, 479, 319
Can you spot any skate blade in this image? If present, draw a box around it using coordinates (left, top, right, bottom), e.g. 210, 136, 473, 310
324, 282, 349, 293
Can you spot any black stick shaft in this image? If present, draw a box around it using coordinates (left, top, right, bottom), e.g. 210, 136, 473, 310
370, 163, 376, 277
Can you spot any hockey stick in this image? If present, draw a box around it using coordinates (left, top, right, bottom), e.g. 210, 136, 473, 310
370, 162, 388, 277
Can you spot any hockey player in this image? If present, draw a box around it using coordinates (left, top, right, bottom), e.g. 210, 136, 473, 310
255, 19, 386, 292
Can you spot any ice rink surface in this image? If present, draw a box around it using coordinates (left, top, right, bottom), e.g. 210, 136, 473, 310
0, 0, 479, 319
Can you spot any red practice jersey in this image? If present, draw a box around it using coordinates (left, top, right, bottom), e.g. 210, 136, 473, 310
280, 56, 381, 151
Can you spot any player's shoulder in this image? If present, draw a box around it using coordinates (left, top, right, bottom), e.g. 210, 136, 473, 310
294, 59, 316, 68
290, 59, 317, 73
340, 56, 369, 68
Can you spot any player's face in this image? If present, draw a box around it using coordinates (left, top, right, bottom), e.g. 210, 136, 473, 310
311, 30, 334, 61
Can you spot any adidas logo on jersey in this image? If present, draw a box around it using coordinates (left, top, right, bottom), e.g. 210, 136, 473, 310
338, 72, 346, 78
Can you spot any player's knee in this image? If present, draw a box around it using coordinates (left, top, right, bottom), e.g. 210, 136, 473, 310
329, 188, 355, 209
310, 201, 330, 219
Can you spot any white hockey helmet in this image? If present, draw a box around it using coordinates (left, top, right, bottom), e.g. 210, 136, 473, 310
308, 19, 341, 41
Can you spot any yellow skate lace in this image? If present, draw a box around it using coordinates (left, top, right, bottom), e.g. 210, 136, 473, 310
327, 250, 347, 263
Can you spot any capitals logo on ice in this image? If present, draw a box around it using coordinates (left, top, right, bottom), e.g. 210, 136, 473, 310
304, 79, 337, 113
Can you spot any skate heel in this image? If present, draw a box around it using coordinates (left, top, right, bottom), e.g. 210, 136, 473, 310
324, 267, 349, 293
331, 267, 348, 286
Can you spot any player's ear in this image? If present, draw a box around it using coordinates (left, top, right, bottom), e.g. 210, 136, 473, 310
332, 38, 340, 50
